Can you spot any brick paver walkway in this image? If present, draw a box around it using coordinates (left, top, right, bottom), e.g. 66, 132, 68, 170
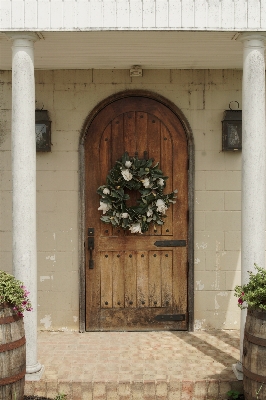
25, 330, 243, 399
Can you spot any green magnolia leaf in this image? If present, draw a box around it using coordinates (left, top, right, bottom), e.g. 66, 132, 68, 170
101, 216, 110, 222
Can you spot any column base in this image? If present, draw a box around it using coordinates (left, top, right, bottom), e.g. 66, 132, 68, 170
26, 364, 45, 381
232, 362, 243, 380
26, 361, 43, 374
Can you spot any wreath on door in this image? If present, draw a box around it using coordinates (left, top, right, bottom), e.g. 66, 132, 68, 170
97, 152, 177, 234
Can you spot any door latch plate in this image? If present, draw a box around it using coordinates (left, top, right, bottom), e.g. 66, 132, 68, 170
154, 240, 186, 247
155, 314, 186, 321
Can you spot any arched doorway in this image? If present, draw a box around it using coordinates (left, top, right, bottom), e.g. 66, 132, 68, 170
79, 91, 194, 331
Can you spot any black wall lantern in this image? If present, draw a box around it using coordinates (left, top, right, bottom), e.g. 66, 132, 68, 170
222, 102, 242, 151
35, 110, 51, 152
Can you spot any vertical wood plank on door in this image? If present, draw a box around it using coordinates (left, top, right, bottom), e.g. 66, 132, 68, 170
112, 114, 124, 165
161, 122, 173, 236
135, 112, 148, 157
124, 112, 147, 236
124, 251, 137, 308
100, 123, 112, 237
124, 111, 136, 154
172, 247, 187, 312
113, 251, 125, 308
136, 251, 149, 308
148, 114, 161, 166
161, 251, 173, 307
85, 125, 102, 330
86, 250, 101, 329
147, 114, 162, 236
135, 112, 147, 158
112, 114, 125, 237
101, 252, 113, 308
148, 251, 162, 307
173, 134, 188, 238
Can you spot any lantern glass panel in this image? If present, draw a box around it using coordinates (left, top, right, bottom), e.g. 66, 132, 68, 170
35, 110, 51, 152
222, 110, 242, 151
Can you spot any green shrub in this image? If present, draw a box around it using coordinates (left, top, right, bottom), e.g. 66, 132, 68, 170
0, 270, 32, 316
235, 264, 266, 311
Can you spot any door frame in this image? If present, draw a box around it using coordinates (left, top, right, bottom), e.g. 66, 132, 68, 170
78, 90, 195, 332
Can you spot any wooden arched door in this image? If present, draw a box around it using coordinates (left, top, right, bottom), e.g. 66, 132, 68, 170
84, 95, 188, 331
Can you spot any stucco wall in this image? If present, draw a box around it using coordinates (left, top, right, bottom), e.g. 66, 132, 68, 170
0, 68, 242, 330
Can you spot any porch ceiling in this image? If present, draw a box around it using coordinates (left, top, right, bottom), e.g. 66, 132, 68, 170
0, 30, 244, 70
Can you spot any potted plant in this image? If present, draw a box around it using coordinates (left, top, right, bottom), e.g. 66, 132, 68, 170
234, 264, 266, 400
235, 264, 266, 312
0, 270, 32, 400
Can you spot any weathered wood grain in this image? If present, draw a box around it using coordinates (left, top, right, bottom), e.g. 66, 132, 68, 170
243, 309, 266, 400
0, 304, 25, 400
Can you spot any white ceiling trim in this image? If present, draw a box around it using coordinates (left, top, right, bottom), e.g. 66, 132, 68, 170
0, 0, 266, 31
0, 31, 246, 70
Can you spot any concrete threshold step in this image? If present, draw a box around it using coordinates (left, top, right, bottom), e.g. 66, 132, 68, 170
25, 378, 244, 400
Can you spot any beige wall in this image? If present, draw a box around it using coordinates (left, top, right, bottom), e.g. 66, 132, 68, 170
0, 69, 242, 331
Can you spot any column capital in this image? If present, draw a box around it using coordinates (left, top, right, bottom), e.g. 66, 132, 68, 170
238, 32, 266, 47
4, 32, 40, 44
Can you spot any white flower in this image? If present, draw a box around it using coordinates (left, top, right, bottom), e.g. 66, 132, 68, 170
157, 178, 164, 186
121, 168, 133, 181
156, 199, 168, 214
125, 161, 132, 168
129, 222, 142, 234
121, 213, 129, 218
142, 178, 150, 188
98, 201, 111, 214
147, 208, 153, 217
103, 188, 110, 195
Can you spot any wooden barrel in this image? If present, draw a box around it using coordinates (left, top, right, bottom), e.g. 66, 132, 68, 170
0, 303, 26, 400
242, 308, 266, 400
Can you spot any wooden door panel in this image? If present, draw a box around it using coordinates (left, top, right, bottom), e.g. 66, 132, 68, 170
148, 251, 162, 307
100, 124, 112, 237
124, 251, 137, 308
124, 112, 137, 153
136, 252, 149, 308
161, 124, 173, 236
112, 251, 125, 308
161, 251, 173, 307
85, 96, 188, 331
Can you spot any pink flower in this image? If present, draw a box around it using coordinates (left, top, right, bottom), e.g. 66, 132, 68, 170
238, 298, 243, 305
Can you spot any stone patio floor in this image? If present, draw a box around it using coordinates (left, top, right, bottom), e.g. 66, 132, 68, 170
25, 330, 244, 400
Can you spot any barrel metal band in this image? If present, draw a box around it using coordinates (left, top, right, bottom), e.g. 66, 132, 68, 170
0, 336, 26, 353
243, 366, 266, 383
0, 368, 26, 386
245, 331, 266, 347
0, 314, 22, 325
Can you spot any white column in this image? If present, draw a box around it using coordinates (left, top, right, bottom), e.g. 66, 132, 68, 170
235, 33, 266, 377
9, 33, 42, 374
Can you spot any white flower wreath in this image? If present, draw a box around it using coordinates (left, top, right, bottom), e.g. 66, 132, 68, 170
97, 152, 177, 234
